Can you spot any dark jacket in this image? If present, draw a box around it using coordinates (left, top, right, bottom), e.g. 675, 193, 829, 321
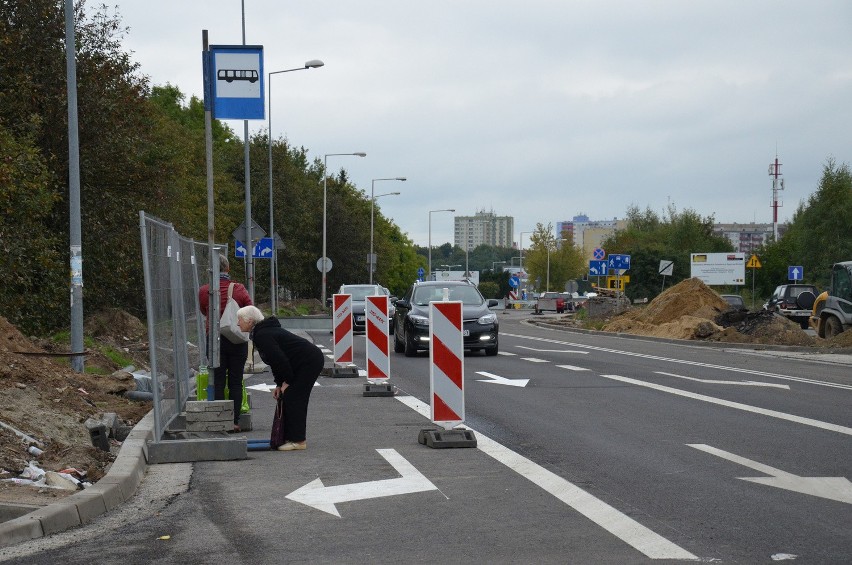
251, 316, 324, 386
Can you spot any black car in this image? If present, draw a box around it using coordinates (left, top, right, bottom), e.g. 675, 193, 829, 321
720, 294, 747, 311
392, 280, 499, 356
765, 284, 818, 329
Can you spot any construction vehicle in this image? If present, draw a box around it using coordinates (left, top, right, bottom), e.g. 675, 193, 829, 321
809, 261, 852, 338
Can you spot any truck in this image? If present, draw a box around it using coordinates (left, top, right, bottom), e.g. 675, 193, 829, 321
809, 261, 852, 338
534, 292, 566, 314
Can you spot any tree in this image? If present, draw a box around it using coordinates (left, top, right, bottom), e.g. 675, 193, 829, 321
524, 223, 586, 292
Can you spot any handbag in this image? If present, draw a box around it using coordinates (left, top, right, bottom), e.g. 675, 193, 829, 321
220, 283, 249, 344
270, 395, 287, 449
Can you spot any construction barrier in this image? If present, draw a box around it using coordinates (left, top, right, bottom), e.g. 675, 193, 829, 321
333, 294, 353, 364
365, 295, 390, 381
429, 301, 464, 429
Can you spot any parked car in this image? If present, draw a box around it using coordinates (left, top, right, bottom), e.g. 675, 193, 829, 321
335, 284, 396, 333
764, 284, 818, 329
534, 292, 566, 314
392, 280, 499, 356
720, 294, 747, 311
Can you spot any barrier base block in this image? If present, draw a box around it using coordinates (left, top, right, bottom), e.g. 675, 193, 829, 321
363, 383, 394, 397
418, 428, 477, 449
324, 366, 359, 378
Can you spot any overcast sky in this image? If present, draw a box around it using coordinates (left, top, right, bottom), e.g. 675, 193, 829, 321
112, 1, 852, 247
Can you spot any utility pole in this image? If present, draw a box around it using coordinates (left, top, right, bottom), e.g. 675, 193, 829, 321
768, 155, 784, 241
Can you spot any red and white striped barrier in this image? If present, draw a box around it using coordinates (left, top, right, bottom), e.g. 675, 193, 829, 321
365, 295, 390, 381
429, 301, 464, 428
508, 289, 518, 300
333, 294, 353, 364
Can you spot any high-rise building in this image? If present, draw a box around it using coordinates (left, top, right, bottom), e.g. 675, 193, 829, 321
557, 214, 624, 257
713, 222, 785, 253
454, 210, 514, 250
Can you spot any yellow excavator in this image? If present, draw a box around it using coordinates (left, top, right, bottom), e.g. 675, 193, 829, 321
809, 261, 852, 338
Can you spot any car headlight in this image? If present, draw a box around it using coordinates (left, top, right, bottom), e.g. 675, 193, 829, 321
409, 314, 430, 327
477, 312, 497, 325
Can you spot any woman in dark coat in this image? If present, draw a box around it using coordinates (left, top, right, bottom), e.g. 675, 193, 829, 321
237, 305, 325, 451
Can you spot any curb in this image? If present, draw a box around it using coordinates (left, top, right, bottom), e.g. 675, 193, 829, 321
0, 410, 155, 548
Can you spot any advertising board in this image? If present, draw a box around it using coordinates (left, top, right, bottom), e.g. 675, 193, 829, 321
690, 253, 746, 285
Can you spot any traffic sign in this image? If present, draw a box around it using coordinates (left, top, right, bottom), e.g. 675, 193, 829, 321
417, 267, 425, 282
593, 247, 605, 260
788, 266, 804, 281
509, 275, 520, 288
235, 238, 273, 258
208, 45, 265, 120
316, 257, 333, 272
608, 254, 631, 271
659, 260, 674, 276
589, 260, 608, 277
746, 255, 761, 269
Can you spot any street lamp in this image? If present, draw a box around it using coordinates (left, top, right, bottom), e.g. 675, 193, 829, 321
370, 177, 405, 284
546, 238, 567, 292
428, 209, 455, 280
322, 152, 367, 306
268, 59, 324, 314
519, 231, 532, 271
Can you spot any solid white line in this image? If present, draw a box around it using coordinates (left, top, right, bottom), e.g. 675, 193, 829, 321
394, 395, 697, 560
521, 357, 549, 363
655, 371, 790, 390
516, 346, 590, 354
557, 365, 590, 372
599, 374, 852, 436
502, 332, 852, 391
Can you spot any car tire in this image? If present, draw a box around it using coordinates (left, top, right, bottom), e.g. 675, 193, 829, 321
393, 328, 404, 353
404, 327, 418, 357
485, 338, 498, 356
825, 315, 844, 339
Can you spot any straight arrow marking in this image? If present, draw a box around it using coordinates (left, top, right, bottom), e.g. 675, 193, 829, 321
286, 449, 437, 517
688, 444, 852, 504
655, 372, 790, 390
475, 371, 529, 387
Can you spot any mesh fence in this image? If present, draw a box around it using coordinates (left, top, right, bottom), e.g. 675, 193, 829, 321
139, 212, 226, 441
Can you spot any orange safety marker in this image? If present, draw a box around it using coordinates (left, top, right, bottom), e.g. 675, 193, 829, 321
365, 295, 390, 381
429, 301, 464, 428
333, 294, 353, 364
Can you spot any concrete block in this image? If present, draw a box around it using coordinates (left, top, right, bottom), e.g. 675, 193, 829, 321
96, 471, 138, 501
69, 491, 108, 523
101, 412, 118, 436
186, 420, 230, 432
27, 502, 81, 535
238, 412, 252, 431
0, 502, 41, 522
325, 366, 359, 378
85, 419, 110, 452
186, 400, 232, 412
82, 482, 125, 511
363, 383, 394, 397
418, 428, 477, 449
146, 438, 247, 464
0, 514, 44, 548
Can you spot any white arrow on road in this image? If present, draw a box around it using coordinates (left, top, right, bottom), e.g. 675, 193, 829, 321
689, 444, 852, 504
656, 371, 790, 390
286, 449, 437, 517
475, 371, 529, 387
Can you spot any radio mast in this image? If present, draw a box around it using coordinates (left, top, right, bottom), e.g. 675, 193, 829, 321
768, 155, 784, 241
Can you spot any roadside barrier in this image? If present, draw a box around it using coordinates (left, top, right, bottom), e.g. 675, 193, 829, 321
333, 294, 353, 364
428, 301, 464, 427
364, 295, 394, 397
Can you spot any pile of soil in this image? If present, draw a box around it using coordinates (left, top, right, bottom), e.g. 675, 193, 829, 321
0, 313, 151, 506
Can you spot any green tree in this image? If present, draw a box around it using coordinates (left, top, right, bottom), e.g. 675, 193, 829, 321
524, 223, 586, 292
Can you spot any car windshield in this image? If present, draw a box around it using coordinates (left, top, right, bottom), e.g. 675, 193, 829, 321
341, 286, 379, 301
412, 285, 484, 306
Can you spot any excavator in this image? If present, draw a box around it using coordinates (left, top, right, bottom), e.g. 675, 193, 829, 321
809, 261, 852, 338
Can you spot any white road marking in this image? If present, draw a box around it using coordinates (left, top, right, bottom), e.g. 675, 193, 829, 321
497, 351, 517, 356
475, 371, 529, 387
557, 365, 590, 371
521, 357, 549, 363
516, 345, 589, 354
689, 444, 852, 504
502, 332, 852, 390
599, 374, 852, 436
286, 449, 437, 517
394, 395, 697, 560
655, 371, 790, 390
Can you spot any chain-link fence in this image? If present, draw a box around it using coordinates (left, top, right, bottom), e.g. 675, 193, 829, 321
139, 212, 227, 441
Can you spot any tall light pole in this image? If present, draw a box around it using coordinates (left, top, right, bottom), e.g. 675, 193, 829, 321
370, 177, 405, 284
322, 152, 366, 306
268, 59, 324, 315
546, 238, 566, 292
428, 209, 455, 280
519, 231, 532, 272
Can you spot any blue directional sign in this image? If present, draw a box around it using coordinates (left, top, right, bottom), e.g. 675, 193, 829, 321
234, 240, 248, 258
608, 254, 631, 271
589, 260, 608, 277
788, 266, 804, 281
234, 238, 274, 259
417, 267, 425, 282
593, 247, 605, 260
509, 275, 520, 288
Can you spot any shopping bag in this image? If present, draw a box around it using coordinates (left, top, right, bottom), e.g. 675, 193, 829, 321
223, 380, 250, 413
220, 283, 249, 344
270, 396, 287, 449
196, 366, 208, 400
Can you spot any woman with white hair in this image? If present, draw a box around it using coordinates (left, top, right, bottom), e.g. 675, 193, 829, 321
237, 305, 325, 451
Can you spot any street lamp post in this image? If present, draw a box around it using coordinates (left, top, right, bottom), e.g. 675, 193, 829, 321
428, 209, 455, 280
370, 177, 405, 284
268, 59, 323, 315
322, 152, 366, 307
546, 238, 566, 292
519, 231, 532, 271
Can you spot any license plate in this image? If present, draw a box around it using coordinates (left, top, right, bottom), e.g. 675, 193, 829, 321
463, 330, 470, 336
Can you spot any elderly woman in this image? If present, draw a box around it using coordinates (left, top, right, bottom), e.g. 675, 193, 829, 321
237, 305, 325, 451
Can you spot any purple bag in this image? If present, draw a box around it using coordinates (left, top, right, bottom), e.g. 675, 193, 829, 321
270, 396, 287, 449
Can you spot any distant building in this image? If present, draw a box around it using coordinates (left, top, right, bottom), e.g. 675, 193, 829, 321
713, 222, 786, 253
557, 214, 625, 257
455, 210, 514, 250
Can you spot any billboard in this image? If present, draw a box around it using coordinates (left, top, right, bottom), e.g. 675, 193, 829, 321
690, 253, 746, 285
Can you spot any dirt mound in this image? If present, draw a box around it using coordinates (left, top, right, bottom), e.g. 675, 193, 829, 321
84, 308, 147, 340
710, 309, 815, 346
0, 315, 150, 503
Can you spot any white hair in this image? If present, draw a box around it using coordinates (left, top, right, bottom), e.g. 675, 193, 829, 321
237, 305, 264, 323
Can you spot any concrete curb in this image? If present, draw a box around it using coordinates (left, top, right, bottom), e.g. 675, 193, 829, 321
0, 410, 155, 548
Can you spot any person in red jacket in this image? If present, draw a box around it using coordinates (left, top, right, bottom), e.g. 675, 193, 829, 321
199, 254, 253, 432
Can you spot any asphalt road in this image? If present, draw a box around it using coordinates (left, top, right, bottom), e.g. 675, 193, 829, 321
2, 311, 850, 564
